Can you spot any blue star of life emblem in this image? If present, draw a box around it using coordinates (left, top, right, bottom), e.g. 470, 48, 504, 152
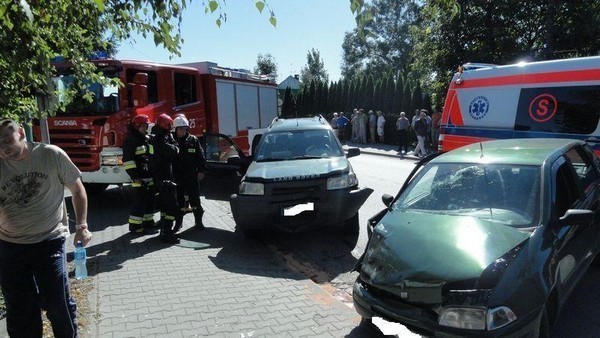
469, 96, 489, 120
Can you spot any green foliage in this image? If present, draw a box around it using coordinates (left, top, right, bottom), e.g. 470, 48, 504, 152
300, 48, 329, 86
342, 0, 420, 81
254, 53, 278, 80
413, 0, 600, 109
281, 87, 294, 117
1, 0, 277, 121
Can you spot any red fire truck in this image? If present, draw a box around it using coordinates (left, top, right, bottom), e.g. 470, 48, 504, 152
33, 58, 278, 192
438, 56, 600, 154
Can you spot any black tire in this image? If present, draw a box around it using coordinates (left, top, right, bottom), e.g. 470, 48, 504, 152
84, 183, 108, 194
343, 212, 360, 235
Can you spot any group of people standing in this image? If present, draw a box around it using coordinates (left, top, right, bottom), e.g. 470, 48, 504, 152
330, 108, 386, 144
123, 113, 206, 244
396, 108, 442, 157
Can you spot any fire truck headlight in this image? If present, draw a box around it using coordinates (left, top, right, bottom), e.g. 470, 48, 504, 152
102, 155, 123, 166
239, 182, 264, 196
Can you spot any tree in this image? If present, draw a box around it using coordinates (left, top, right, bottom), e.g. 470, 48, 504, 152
254, 53, 278, 80
300, 49, 329, 86
412, 0, 600, 108
0, 1, 277, 122
342, 0, 421, 81
281, 87, 294, 117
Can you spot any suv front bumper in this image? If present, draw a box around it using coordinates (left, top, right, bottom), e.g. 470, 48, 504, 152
230, 187, 373, 233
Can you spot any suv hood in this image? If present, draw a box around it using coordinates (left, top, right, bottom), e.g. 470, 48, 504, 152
245, 157, 349, 181
361, 210, 530, 292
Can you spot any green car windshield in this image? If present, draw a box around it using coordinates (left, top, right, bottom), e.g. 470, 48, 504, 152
394, 163, 541, 228
255, 129, 343, 161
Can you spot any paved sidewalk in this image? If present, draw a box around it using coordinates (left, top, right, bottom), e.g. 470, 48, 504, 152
81, 194, 380, 337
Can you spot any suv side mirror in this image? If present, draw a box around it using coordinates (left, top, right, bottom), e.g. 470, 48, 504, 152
346, 147, 360, 158
382, 194, 394, 207
559, 209, 595, 226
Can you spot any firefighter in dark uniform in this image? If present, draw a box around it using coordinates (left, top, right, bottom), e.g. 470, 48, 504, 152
123, 114, 156, 233
172, 115, 207, 231
152, 113, 180, 243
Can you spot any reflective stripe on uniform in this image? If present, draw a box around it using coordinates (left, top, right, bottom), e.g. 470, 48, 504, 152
135, 145, 147, 155
131, 182, 142, 187
143, 214, 155, 221
188, 149, 196, 153
148, 144, 154, 154
164, 215, 176, 221
128, 216, 143, 224
124, 160, 137, 170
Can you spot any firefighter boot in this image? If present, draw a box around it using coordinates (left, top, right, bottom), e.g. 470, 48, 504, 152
159, 221, 180, 244
193, 209, 205, 230
174, 212, 184, 233
129, 223, 144, 234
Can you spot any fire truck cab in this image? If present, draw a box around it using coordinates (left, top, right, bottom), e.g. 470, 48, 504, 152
34, 57, 277, 192
439, 56, 600, 154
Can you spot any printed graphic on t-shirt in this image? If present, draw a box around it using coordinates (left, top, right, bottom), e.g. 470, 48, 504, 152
0, 172, 47, 206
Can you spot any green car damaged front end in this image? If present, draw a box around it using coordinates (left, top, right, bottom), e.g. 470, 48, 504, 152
353, 210, 548, 337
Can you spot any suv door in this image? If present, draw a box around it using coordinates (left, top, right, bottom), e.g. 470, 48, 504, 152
200, 133, 250, 176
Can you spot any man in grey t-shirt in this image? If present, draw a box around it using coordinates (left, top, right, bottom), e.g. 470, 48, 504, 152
0, 118, 91, 337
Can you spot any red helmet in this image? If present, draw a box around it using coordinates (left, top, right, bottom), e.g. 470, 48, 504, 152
155, 113, 173, 130
131, 114, 149, 129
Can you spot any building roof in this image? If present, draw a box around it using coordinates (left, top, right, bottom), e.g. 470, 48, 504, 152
278, 75, 301, 90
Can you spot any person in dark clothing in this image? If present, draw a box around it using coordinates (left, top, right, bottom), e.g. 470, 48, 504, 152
152, 113, 180, 243
414, 110, 429, 158
123, 114, 156, 233
172, 115, 207, 231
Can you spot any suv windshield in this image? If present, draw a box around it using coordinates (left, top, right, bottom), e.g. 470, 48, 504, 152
255, 129, 343, 161
394, 163, 541, 228
53, 70, 120, 116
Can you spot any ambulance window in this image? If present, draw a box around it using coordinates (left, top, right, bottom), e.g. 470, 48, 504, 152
174, 73, 197, 106
515, 85, 600, 134
126, 69, 158, 104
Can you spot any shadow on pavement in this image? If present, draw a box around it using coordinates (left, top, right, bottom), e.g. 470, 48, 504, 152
177, 226, 313, 281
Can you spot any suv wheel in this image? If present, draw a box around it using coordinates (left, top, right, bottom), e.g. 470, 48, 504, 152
343, 212, 360, 235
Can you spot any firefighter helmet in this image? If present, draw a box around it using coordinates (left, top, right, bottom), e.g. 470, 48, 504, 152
173, 115, 189, 129
131, 114, 149, 129
155, 113, 173, 130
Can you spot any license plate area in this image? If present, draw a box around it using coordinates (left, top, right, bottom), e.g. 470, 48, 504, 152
282, 202, 314, 216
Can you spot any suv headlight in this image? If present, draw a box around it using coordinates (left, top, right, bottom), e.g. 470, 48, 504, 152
239, 182, 264, 195
327, 172, 358, 190
438, 306, 516, 331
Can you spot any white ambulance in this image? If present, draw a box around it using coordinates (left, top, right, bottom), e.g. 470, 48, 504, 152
438, 56, 600, 154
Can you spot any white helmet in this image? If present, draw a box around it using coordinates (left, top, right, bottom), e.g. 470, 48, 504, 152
173, 115, 189, 129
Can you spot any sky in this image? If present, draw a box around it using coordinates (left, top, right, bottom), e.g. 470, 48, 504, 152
115, 1, 357, 83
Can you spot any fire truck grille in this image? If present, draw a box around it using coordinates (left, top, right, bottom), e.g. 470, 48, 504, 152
48, 129, 101, 171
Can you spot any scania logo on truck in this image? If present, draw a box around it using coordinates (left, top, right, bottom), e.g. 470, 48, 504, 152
54, 120, 77, 126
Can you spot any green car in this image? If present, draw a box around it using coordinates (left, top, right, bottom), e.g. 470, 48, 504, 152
353, 138, 600, 337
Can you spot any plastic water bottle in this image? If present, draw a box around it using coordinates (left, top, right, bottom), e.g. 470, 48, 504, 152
74, 241, 88, 280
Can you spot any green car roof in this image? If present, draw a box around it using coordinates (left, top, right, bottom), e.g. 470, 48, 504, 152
433, 138, 584, 166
